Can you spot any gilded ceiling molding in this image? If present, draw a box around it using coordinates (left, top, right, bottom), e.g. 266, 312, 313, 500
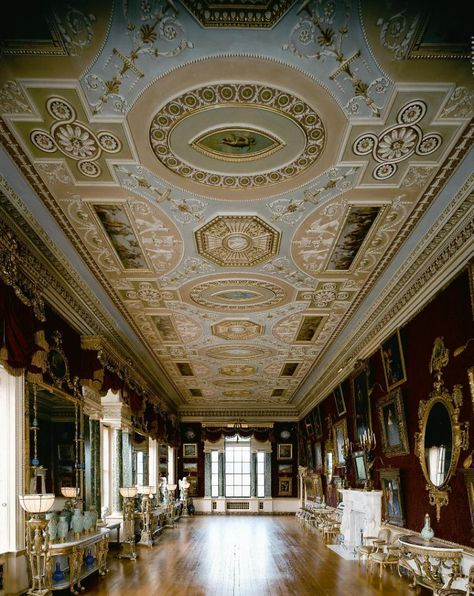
352, 100, 442, 180
195, 215, 280, 267
182, 1, 294, 28
179, 408, 298, 420
0, 81, 33, 115
149, 83, 325, 189
299, 178, 474, 415
0, 223, 46, 321
84, 2, 192, 114
284, 0, 391, 117
266, 166, 358, 225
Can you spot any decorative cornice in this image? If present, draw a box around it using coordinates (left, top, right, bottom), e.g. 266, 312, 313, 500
296, 120, 474, 412
0, 118, 181, 409
0, 193, 175, 412
299, 176, 474, 416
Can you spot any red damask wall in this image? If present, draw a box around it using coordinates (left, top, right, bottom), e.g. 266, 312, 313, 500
303, 267, 474, 545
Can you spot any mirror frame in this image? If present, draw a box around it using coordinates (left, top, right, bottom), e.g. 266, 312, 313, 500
415, 339, 469, 521
324, 438, 334, 484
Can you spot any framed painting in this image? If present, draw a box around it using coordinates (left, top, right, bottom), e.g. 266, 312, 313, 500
278, 443, 293, 460
333, 419, 348, 467
379, 468, 405, 527
278, 464, 293, 475
381, 329, 407, 391
353, 451, 367, 486
304, 415, 314, 441
183, 443, 197, 458
187, 476, 198, 496
304, 476, 315, 501
278, 477, 292, 497
183, 462, 198, 474
314, 441, 323, 471
377, 388, 410, 457
334, 384, 346, 417
352, 368, 371, 443
312, 405, 323, 439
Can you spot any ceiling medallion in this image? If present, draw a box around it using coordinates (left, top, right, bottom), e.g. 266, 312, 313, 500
191, 127, 284, 162
352, 100, 442, 180
211, 319, 264, 341
30, 97, 122, 179
195, 215, 280, 267
149, 83, 325, 189
205, 345, 275, 360
219, 365, 257, 376
189, 279, 286, 312
182, 1, 294, 28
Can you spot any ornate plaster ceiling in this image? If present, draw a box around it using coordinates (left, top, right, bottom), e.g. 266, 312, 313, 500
0, 0, 472, 420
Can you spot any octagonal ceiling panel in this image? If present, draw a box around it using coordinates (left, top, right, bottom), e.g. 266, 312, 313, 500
211, 320, 264, 341
195, 215, 280, 267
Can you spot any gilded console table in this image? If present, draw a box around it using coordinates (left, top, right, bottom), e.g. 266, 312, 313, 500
398, 534, 463, 592
49, 528, 110, 594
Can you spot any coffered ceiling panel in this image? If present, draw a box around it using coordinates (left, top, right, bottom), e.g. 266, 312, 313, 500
0, 0, 472, 420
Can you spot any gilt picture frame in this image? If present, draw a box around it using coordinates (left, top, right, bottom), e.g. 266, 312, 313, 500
183, 443, 197, 458
352, 367, 371, 443
334, 384, 346, 417
379, 468, 405, 527
278, 443, 293, 460
333, 418, 348, 467
278, 477, 292, 497
377, 388, 410, 457
381, 329, 407, 391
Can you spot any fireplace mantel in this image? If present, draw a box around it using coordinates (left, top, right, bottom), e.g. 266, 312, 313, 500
338, 489, 382, 548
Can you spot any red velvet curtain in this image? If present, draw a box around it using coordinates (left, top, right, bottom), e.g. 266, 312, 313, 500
0, 278, 47, 379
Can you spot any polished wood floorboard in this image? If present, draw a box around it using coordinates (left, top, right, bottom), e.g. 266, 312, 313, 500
84, 516, 428, 596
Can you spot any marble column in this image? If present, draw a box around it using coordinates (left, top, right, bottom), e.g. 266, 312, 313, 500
89, 419, 101, 519
264, 453, 272, 497
122, 430, 132, 488
250, 453, 257, 497
218, 452, 225, 497
204, 452, 211, 497
112, 428, 123, 514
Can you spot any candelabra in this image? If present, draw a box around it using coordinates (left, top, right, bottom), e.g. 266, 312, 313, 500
19, 493, 55, 596
138, 486, 153, 547
360, 429, 376, 490
341, 438, 352, 489
118, 487, 138, 561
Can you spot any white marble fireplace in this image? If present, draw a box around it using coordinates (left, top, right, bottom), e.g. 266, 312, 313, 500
338, 489, 382, 550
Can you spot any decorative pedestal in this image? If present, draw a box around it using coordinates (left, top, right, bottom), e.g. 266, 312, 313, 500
338, 489, 382, 550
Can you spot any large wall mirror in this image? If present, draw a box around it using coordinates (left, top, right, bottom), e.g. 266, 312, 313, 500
26, 382, 90, 506
415, 338, 469, 521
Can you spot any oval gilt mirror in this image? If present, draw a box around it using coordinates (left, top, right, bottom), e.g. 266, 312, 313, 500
415, 338, 469, 521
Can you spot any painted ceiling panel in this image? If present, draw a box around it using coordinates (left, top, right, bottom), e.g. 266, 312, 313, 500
0, 0, 472, 419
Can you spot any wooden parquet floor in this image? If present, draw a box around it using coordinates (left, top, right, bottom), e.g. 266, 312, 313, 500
84, 516, 429, 596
